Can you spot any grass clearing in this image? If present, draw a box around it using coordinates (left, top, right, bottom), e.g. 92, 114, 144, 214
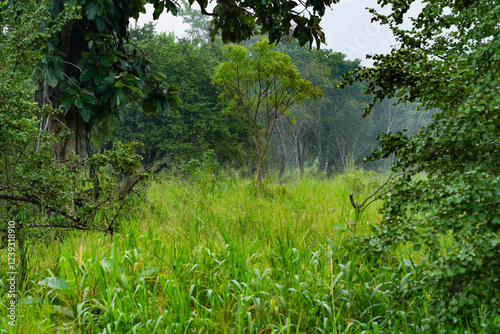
0, 172, 493, 333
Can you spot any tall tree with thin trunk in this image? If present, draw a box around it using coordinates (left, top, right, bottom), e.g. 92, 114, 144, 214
212, 39, 321, 194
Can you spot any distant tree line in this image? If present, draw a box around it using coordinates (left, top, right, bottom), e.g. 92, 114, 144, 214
113, 16, 430, 177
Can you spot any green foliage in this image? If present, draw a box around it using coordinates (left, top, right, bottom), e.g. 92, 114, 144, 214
113, 32, 249, 166
181, 159, 202, 177
150, 0, 338, 48
40, 0, 180, 148
181, 150, 221, 193
178, 0, 212, 44
0, 0, 76, 224
0, 0, 150, 258
40, 0, 339, 154
213, 39, 322, 120
182, 150, 220, 178
5, 175, 497, 332
254, 179, 291, 198
200, 150, 221, 176
347, 0, 500, 326
212, 38, 322, 191
342, 168, 384, 223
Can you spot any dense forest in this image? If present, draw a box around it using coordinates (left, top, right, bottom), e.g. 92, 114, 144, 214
0, 0, 498, 333
113, 20, 430, 177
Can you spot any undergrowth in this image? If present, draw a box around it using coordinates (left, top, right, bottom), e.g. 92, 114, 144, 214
0, 171, 495, 333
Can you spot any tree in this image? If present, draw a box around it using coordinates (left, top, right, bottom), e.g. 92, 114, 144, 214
346, 0, 500, 326
33, 0, 338, 162
0, 0, 149, 287
113, 30, 250, 167
34, 0, 181, 162
212, 39, 321, 193
178, 0, 212, 44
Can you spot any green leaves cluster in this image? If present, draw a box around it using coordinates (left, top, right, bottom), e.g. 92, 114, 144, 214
151, 0, 338, 48
181, 150, 221, 192
348, 0, 500, 326
0, 1, 150, 248
213, 39, 322, 119
212, 39, 322, 192
113, 31, 249, 166
1, 0, 77, 223
39, 0, 180, 147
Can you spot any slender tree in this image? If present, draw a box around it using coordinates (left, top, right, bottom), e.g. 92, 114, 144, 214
212, 39, 321, 193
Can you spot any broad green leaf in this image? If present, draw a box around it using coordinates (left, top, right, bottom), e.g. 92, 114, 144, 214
151, 71, 167, 81
43, 67, 59, 88
38, 277, 68, 290
80, 107, 92, 122
114, 80, 126, 88
96, 16, 106, 31
80, 66, 95, 82
125, 85, 143, 94
84, 1, 99, 20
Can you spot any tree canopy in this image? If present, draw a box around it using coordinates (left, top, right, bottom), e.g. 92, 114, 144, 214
212, 39, 322, 192
150, 0, 339, 48
10, 0, 335, 163
113, 27, 250, 167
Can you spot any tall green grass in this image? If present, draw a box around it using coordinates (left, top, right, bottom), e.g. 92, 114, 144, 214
0, 172, 495, 333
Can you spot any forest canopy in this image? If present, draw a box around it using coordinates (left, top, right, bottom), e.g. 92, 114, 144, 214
1, 0, 498, 332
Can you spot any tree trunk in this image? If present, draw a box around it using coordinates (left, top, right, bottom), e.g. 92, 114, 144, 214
296, 135, 305, 177
292, 131, 299, 181
62, 108, 86, 159
276, 122, 286, 179
316, 132, 323, 176
313, 108, 324, 177
324, 141, 330, 174
255, 154, 264, 196
300, 134, 306, 176
36, 19, 89, 162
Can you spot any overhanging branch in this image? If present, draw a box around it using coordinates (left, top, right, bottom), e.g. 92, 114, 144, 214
0, 194, 85, 225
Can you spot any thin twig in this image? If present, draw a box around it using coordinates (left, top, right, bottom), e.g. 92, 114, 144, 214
106, 199, 127, 239
63, 61, 83, 72
358, 172, 396, 209
349, 171, 405, 214
18, 222, 101, 232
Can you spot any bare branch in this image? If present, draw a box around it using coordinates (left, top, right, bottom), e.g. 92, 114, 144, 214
63, 61, 83, 72
349, 171, 406, 219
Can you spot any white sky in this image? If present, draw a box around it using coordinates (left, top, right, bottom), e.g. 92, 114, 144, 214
136, 0, 423, 66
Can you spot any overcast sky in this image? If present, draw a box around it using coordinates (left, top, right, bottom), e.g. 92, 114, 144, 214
136, 0, 423, 66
